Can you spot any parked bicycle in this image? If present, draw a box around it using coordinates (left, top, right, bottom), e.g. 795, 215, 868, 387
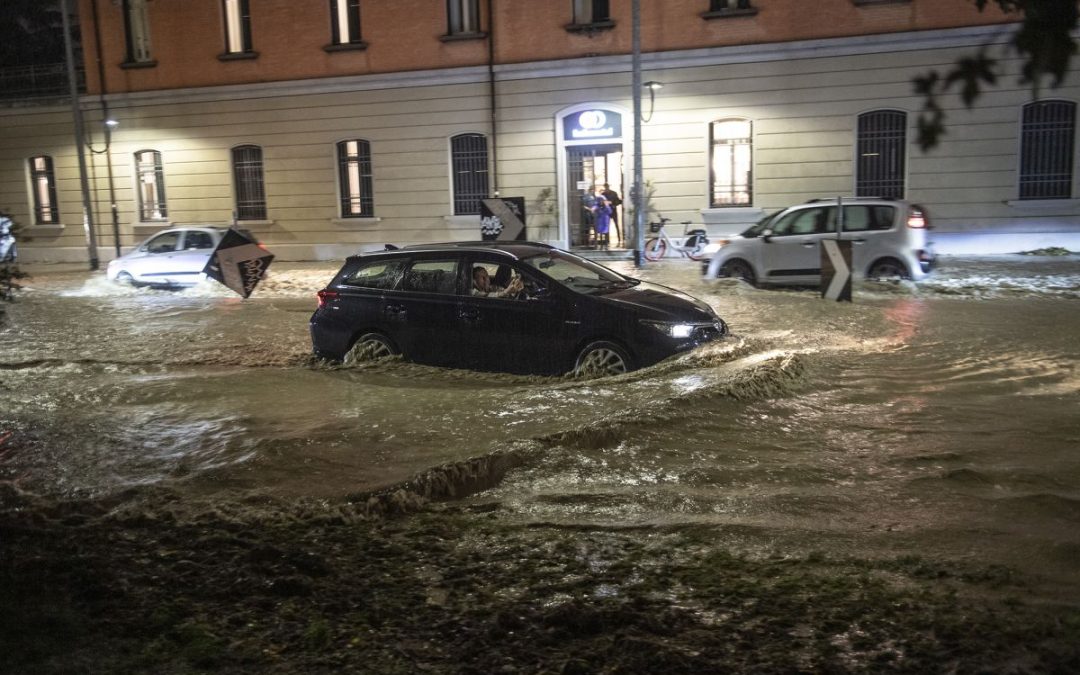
644, 217, 710, 261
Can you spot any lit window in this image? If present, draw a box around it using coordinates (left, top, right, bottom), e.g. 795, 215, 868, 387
28, 156, 59, 225
330, 0, 362, 45
223, 0, 253, 54
450, 134, 489, 215
337, 140, 374, 217
1019, 100, 1076, 200
135, 150, 167, 221
856, 110, 906, 199
573, 0, 610, 24
447, 0, 480, 35
123, 0, 153, 63
231, 145, 266, 220
710, 119, 752, 207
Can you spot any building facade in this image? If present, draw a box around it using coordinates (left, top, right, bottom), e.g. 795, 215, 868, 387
1, 0, 1077, 263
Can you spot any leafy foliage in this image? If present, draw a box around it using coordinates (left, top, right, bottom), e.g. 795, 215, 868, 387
915, 0, 1078, 150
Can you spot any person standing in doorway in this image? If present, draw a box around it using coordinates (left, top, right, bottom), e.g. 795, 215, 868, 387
602, 184, 623, 246
592, 189, 613, 248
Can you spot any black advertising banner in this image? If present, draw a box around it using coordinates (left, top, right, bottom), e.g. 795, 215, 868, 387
202, 228, 274, 298
480, 197, 527, 241
820, 239, 853, 302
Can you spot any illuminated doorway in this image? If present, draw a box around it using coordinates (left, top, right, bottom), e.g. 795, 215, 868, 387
556, 105, 630, 249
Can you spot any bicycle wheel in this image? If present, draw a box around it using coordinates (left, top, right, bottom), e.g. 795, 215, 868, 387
687, 241, 709, 261
644, 237, 667, 261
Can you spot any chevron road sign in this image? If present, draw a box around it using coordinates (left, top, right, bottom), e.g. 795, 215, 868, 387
480, 197, 527, 241
820, 239, 853, 302
202, 228, 274, 298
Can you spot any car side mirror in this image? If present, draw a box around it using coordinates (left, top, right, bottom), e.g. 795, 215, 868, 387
762, 229, 774, 243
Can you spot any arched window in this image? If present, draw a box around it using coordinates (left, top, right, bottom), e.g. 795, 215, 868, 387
450, 133, 489, 215
135, 150, 167, 221
28, 156, 59, 224
337, 140, 374, 217
231, 145, 266, 220
856, 110, 907, 199
709, 118, 752, 207
1019, 100, 1076, 200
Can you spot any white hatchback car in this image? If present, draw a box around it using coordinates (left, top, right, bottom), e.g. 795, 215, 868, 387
107, 226, 233, 286
703, 199, 936, 286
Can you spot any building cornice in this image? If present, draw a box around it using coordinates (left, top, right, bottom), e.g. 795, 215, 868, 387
93, 24, 1027, 109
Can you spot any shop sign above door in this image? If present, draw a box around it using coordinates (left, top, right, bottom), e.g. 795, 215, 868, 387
563, 109, 622, 141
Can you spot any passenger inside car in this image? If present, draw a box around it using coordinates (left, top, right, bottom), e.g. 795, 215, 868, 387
472, 265, 523, 298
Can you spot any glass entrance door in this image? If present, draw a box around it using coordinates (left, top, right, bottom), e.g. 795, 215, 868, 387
566, 144, 623, 248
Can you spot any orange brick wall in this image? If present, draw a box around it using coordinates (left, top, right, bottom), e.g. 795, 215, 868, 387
80, 0, 1015, 95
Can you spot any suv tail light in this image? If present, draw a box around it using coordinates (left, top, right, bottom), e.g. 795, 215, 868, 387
316, 289, 338, 309
907, 208, 927, 229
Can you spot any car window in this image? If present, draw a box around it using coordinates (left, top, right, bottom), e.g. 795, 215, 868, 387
840, 206, 895, 232
771, 207, 832, 235
143, 232, 181, 253
183, 231, 216, 250
399, 260, 458, 295
342, 259, 406, 289
522, 250, 635, 295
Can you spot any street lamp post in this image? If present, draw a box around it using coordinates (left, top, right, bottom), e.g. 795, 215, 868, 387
60, 0, 99, 271
631, 0, 644, 267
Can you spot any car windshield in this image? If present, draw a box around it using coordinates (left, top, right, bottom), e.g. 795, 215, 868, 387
742, 212, 777, 237
521, 250, 638, 295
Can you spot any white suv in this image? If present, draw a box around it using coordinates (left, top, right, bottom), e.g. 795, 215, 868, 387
703, 198, 936, 286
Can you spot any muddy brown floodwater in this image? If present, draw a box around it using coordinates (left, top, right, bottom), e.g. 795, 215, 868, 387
1, 255, 1079, 673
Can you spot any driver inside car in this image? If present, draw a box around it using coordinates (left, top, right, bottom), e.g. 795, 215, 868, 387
472, 265, 524, 298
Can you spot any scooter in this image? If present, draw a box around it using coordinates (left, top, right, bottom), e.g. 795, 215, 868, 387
0, 216, 16, 263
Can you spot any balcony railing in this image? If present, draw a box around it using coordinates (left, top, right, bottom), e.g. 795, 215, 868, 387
0, 63, 85, 101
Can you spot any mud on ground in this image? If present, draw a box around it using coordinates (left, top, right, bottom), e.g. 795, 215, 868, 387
2, 485, 1079, 675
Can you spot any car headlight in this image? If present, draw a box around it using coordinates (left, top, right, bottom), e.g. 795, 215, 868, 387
641, 320, 695, 338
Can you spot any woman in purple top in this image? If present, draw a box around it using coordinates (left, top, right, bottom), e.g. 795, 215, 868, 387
593, 197, 612, 247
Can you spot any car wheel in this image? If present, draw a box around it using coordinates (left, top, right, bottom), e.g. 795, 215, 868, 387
867, 258, 910, 280
574, 340, 632, 378
116, 272, 135, 285
721, 259, 756, 286
343, 332, 398, 365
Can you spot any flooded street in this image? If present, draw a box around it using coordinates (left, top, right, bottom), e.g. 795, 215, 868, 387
2, 255, 1079, 672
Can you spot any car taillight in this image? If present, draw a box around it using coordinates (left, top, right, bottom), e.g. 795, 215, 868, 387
317, 290, 338, 309
907, 209, 927, 229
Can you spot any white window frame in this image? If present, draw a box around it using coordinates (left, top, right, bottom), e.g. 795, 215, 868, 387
447, 0, 480, 35
134, 149, 168, 222
709, 118, 753, 207
28, 155, 59, 225
223, 0, 252, 54
336, 139, 375, 218
123, 0, 153, 63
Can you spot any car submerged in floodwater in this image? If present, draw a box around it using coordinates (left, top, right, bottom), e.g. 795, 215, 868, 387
310, 242, 728, 376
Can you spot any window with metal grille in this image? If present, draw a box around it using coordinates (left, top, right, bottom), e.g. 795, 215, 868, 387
710, 119, 753, 207
231, 145, 266, 220
28, 155, 58, 224
856, 110, 907, 199
223, 0, 253, 53
330, 0, 362, 45
1019, 100, 1076, 200
123, 0, 153, 63
337, 140, 374, 217
451, 134, 489, 215
135, 149, 168, 221
447, 0, 480, 34
573, 0, 610, 23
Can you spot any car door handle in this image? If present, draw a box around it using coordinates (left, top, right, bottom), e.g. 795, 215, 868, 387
802, 242, 816, 248
385, 303, 407, 319
459, 308, 480, 322
850, 238, 866, 244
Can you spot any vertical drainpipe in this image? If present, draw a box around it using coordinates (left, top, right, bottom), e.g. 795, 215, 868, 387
62, 0, 99, 270
487, 0, 499, 198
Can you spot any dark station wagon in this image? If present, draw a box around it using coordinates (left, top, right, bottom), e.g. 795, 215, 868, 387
310, 242, 728, 376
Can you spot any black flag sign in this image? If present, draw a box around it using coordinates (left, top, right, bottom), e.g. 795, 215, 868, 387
202, 228, 274, 298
